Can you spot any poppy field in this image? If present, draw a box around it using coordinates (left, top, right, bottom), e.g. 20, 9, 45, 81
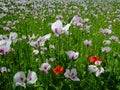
0, 0, 120, 90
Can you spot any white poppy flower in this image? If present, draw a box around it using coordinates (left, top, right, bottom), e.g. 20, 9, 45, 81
102, 47, 111, 53
96, 67, 104, 77
88, 65, 98, 72
39, 63, 51, 74
101, 29, 112, 35
64, 68, 80, 81
84, 40, 92, 47
27, 72, 38, 84
88, 65, 104, 77
66, 50, 79, 60
51, 20, 71, 36
51, 20, 63, 36
13, 71, 38, 88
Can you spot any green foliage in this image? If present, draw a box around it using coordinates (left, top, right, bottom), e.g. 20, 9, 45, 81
0, 0, 120, 90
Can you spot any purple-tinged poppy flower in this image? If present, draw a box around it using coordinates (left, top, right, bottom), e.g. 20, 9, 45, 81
109, 36, 119, 41
64, 68, 80, 81
66, 50, 79, 60
0, 40, 11, 55
77, 23, 83, 28
70, 15, 82, 25
39, 63, 51, 74
101, 47, 111, 53
51, 20, 71, 36
101, 28, 112, 35
88, 61, 104, 77
84, 40, 92, 47
37, 33, 51, 46
3, 27, 10, 31
96, 67, 104, 77
83, 18, 89, 23
29, 41, 39, 48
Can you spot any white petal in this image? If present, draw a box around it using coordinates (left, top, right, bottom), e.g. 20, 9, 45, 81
0, 40, 6, 46
16, 82, 26, 88
51, 20, 63, 31
9, 32, 18, 41
37, 33, 51, 42
73, 52, 79, 59
27, 71, 38, 84
33, 50, 39, 55
95, 61, 102, 65
71, 76, 80, 81
64, 69, 70, 78
13, 71, 25, 84
88, 65, 98, 72
62, 24, 71, 31
96, 67, 104, 77
71, 68, 77, 76
44, 33, 51, 40
51, 20, 63, 36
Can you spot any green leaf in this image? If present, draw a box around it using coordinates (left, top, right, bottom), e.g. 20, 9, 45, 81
61, 84, 70, 90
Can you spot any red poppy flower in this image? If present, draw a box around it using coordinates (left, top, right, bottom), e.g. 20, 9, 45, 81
53, 66, 64, 75
89, 56, 101, 63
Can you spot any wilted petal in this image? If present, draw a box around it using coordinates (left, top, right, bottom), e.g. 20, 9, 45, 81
27, 71, 38, 84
